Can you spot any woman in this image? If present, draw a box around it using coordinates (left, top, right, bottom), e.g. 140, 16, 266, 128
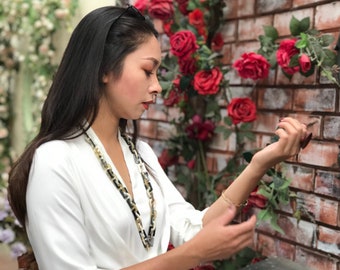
8, 5, 308, 270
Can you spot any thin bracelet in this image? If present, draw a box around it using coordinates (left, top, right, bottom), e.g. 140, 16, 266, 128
221, 191, 248, 208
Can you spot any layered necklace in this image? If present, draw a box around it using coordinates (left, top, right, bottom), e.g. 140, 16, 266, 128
84, 131, 157, 250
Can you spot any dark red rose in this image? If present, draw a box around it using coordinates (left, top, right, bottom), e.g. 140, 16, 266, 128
298, 53, 312, 73
179, 57, 197, 75
233, 52, 270, 80
163, 89, 181, 106
170, 30, 199, 59
276, 38, 299, 75
185, 115, 215, 141
192, 264, 215, 270
158, 149, 178, 169
242, 187, 268, 214
149, 0, 174, 20
211, 32, 224, 51
175, 0, 189, 15
193, 67, 222, 95
227, 97, 257, 125
133, 0, 150, 14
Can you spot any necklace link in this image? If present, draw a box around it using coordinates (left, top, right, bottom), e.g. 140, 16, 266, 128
84, 131, 156, 250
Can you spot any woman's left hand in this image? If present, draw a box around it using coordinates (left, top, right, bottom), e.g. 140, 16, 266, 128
251, 117, 308, 171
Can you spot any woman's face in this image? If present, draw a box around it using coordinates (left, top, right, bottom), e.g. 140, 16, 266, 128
101, 35, 162, 121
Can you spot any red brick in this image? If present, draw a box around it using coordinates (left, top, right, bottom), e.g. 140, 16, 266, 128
315, 170, 340, 199
315, 2, 340, 30
257, 233, 276, 257
299, 141, 339, 168
220, 21, 236, 43
277, 215, 316, 246
257, 88, 293, 110
139, 120, 157, 138
294, 88, 336, 112
323, 116, 340, 140
296, 247, 338, 270
297, 192, 338, 226
284, 164, 314, 192
256, 0, 292, 15
238, 16, 273, 41
318, 226, 340, 256
236, 0, 255, 17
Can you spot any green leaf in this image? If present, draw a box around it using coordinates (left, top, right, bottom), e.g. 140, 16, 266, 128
242, 151, 253, 163
320, 34, 335, 47
223, 116, 233, 126
321, 49, 337, 66
299, 17, 310, 32
263, 25, 279, 41
257, 208, 271, 221
270, 216, 284, 234
290, 16, 301, 36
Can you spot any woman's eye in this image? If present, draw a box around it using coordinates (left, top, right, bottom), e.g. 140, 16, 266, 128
144, 70, 153, 77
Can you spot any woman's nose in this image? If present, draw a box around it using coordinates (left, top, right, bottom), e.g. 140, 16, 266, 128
151, 76, 162, 94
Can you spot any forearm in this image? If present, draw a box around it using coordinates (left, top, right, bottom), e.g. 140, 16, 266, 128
202, 160, 267, 225
122, 241, 201, 270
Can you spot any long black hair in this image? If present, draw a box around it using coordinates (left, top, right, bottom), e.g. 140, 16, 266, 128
8, 6, 159, 227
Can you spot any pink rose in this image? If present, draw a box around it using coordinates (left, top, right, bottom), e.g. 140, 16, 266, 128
193, 67, 223, 95
227, 97, 257, 125
233, 52, 270, 80
149, 0, 174, 20
298, 53, 312, 73
170, 30, 199, 59
276, 38, 299, 75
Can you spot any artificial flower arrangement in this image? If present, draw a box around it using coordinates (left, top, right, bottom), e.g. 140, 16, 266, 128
0, 0, 78, 258
233, 16, 339, 85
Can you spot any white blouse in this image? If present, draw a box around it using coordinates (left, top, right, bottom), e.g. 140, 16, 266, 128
26, 128, 205, 270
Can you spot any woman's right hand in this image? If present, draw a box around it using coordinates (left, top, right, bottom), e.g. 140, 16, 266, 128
187, 205, 256, 263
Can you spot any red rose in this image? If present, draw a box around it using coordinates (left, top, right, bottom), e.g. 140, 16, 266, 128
179, 57, 197, 75
227, 97, 257, 125
242, 187, 268, 214
133, 0, 150, 14
233, 52, 270, 80
185, 115, 215, 141
187, 159, 196, 169
276, 38, 299, 75
149, 0, 174, 20
193, 67, 222, 95
188, 9, 205, 30
175, 0, 189, 15
163, 20, 174, 37
170, 30, 199, 59
298, 53, 312, 73
211, 32, 224, 51
158, 149, 178, 169
163, 89, 180, 106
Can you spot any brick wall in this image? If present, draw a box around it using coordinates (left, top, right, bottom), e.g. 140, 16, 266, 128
139, 1, 340, 269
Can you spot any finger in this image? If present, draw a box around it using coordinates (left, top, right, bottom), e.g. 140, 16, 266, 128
228, 215, 256, 234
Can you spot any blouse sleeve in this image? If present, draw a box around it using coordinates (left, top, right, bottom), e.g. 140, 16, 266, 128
137, 141, 207, 247
26, 141, 99, 270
